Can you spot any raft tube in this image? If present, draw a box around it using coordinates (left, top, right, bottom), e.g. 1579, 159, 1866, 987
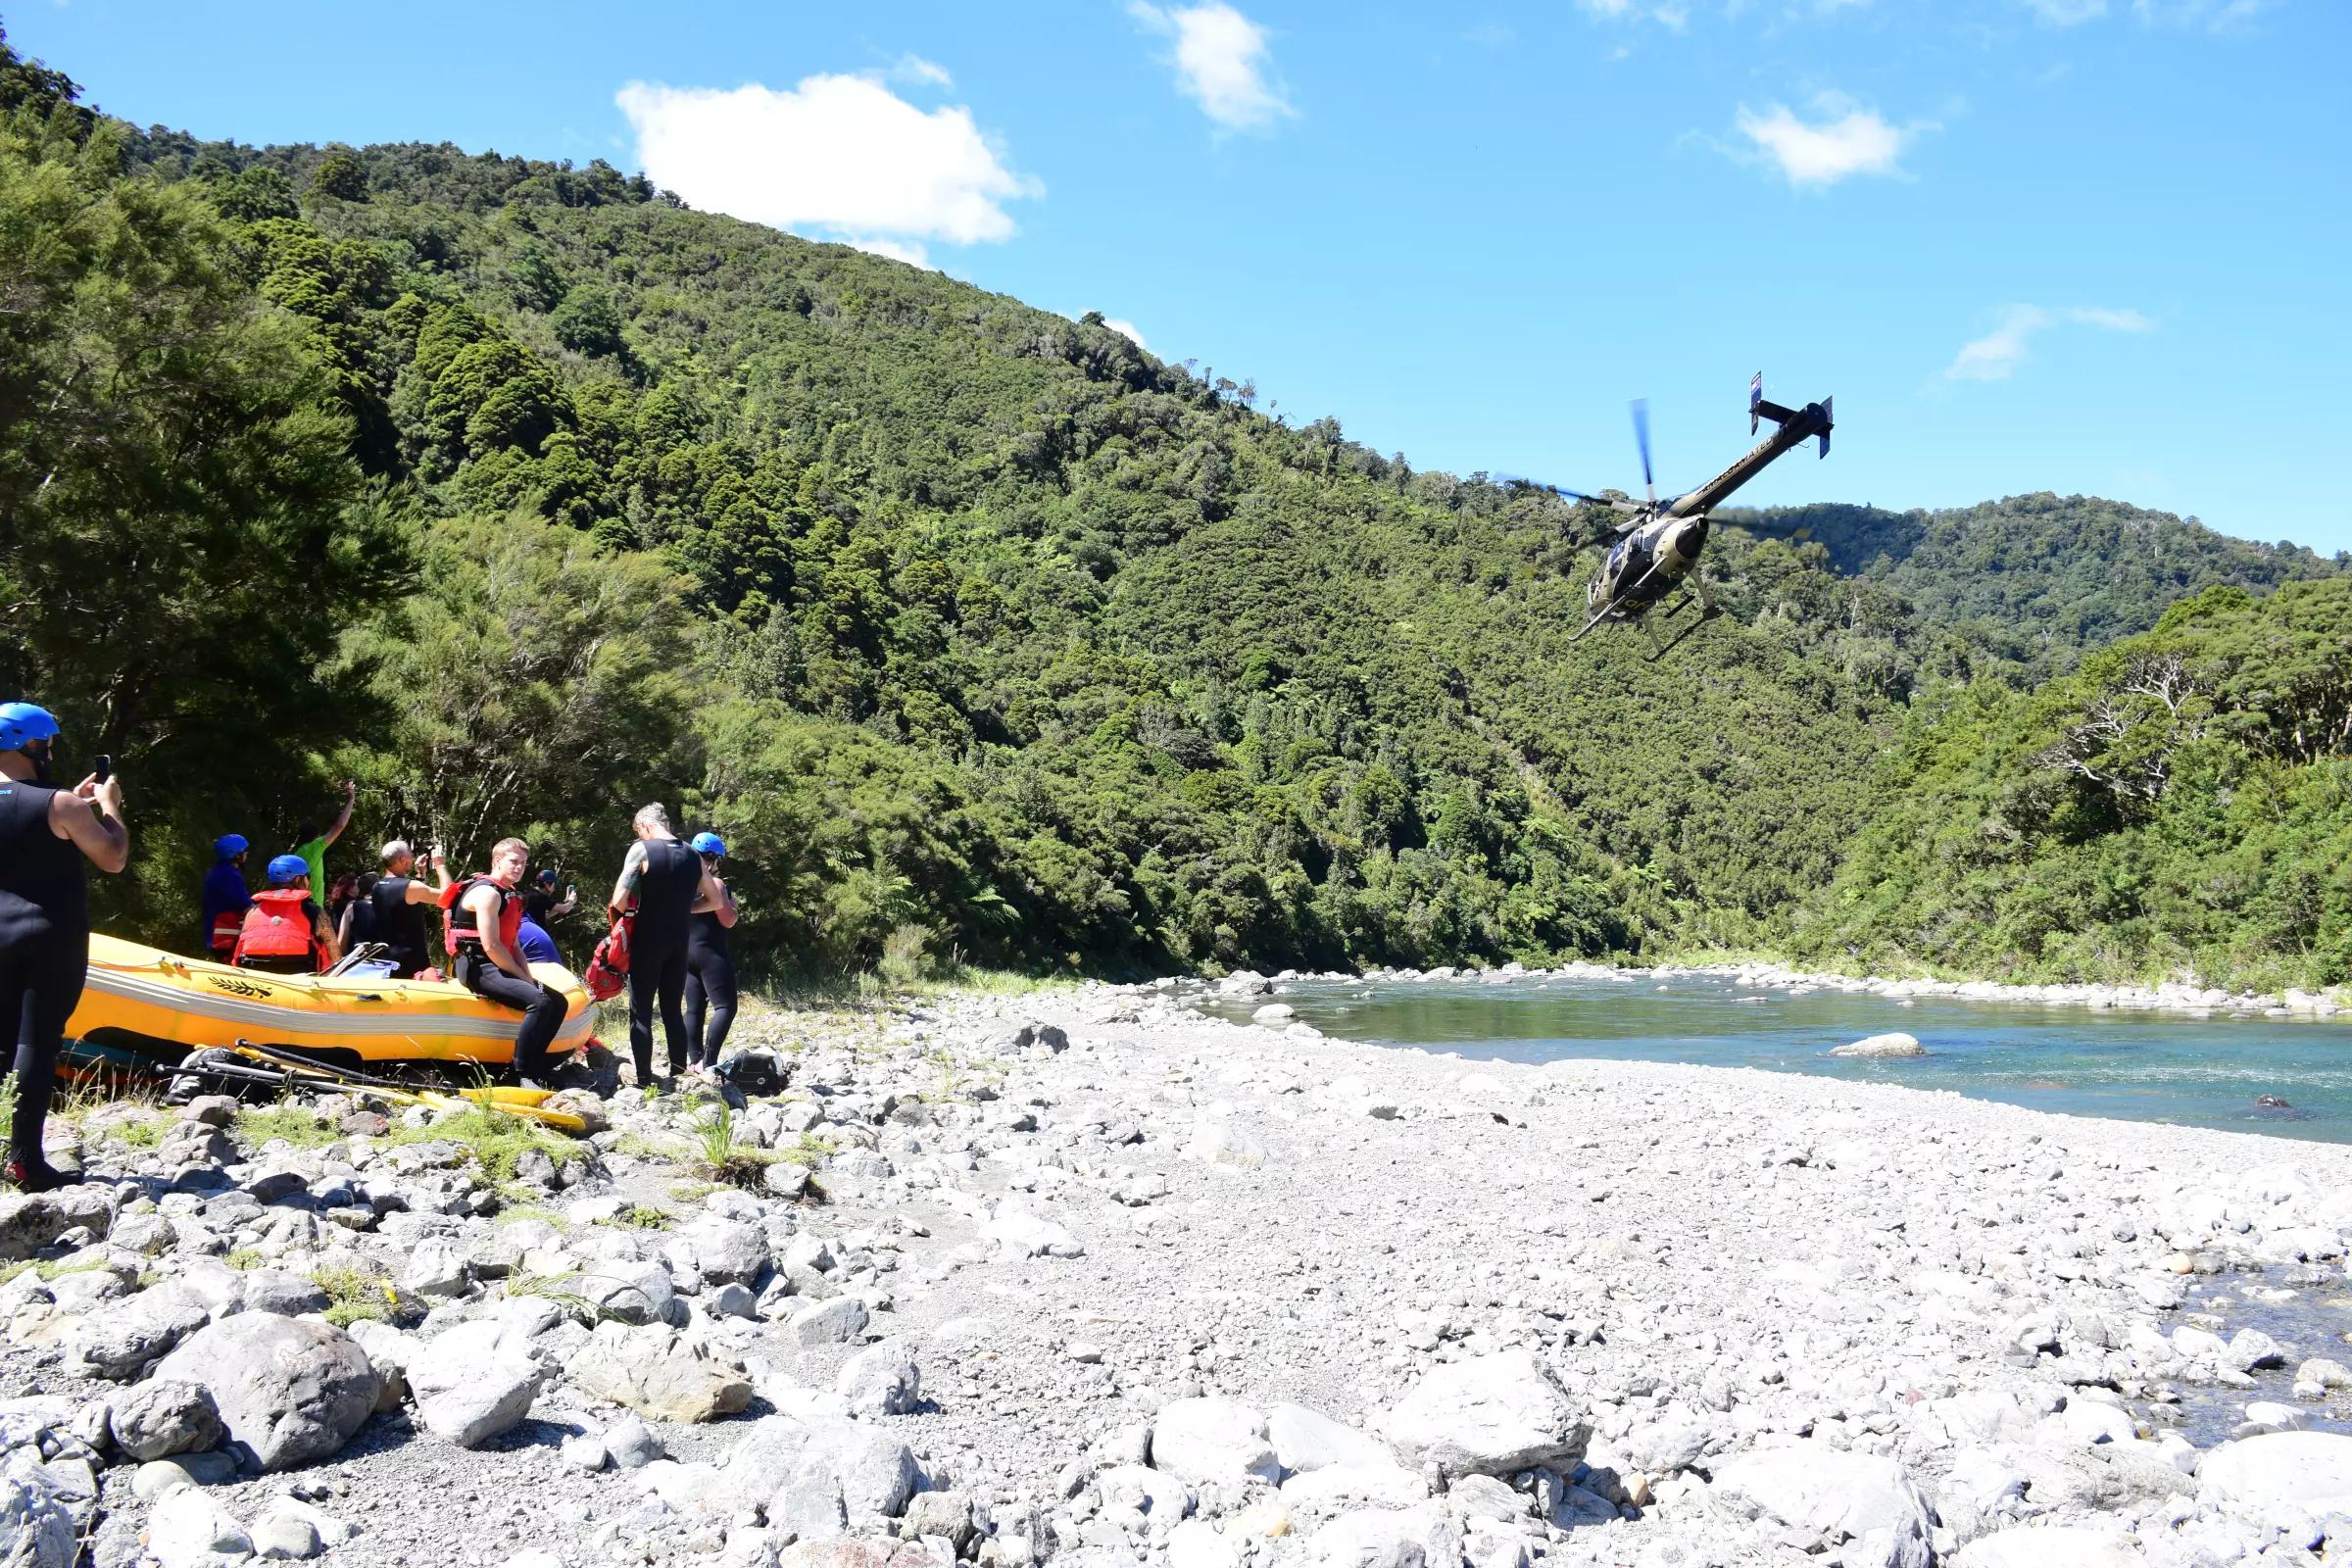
67, 933, 593, 1073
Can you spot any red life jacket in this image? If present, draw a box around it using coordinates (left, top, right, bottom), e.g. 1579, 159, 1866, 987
441, 875, 522, 958
208, 908, 244, 955
231, 889, 325, 970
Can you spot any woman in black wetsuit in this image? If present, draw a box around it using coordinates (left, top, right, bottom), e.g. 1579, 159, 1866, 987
683, 831, 739, 1079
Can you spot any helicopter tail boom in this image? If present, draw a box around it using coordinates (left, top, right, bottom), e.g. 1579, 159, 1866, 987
1674, 380, 1833, 516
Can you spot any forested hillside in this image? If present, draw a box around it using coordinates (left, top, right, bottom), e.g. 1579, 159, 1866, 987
1791, 581, 2352, 990
4, 26, 2341, 986
1719, 497, 2339, 684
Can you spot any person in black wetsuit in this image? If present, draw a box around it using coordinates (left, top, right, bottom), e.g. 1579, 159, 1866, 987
0, 703, 127, 1191
609, 803, 726, 1092
369, 839, 450, 979
682, 832, 741, 1079
448, 837, 569, 1089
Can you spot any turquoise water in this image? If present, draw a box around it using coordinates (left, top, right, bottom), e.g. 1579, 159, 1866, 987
1199, 972, 2352, 1145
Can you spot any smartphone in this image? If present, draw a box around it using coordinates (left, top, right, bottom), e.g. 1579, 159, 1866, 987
93, 755, 111, 785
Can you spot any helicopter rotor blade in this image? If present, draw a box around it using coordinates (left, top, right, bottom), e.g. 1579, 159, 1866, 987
1631, 399, 1655, 510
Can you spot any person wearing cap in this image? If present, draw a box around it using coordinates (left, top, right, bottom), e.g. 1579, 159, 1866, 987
368, 840, 450, 979
199, 834, 255, 958
230, 856, 340, 974
0, 702, 128, 1191
522, 867, 577, 931
682, 832, 740, 1080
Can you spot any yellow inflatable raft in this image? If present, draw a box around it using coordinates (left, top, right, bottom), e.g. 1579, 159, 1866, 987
68, 934, 594, 1072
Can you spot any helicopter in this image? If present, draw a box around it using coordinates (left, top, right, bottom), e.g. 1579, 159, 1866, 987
1528, 374, 1835, 661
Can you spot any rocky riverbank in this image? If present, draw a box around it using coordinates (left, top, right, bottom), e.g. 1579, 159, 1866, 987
1314, 957, 2351, 1021
8, 979, 2352, 1568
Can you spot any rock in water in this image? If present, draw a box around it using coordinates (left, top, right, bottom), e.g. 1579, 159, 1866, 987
1708, 1445, 1932, 1568
1829, 1032, 1926, 1057
153, 1314, 380, 1472
1376, 1349, 1587, 1477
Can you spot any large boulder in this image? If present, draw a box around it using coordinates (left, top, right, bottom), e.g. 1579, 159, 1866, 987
721, 1415, 817, 1499
1952, 1527, 2141, 1568
791, 1424, 923, 1522
1376, 1350, 1587, 1477
791, 1296, 870, 1347
1269, 1402, 1396, 1474
406, 1319, 546, 1447
1708, 1445, 1932, 1568
71, 1283, 212, 1381
2198, 1430, 2352, 1512
683, 1219, 770, 1285
0, 1469, 76, 1568
153, 1314, 381, 1472
576, 1260, 677, 1325
146, 1484, 251, 1568
1304, 1507, 1436, 1568
564, 1323, 752, 1423
105, 1379, 222, 1462
0, 1190, 114, 1261
836, 1341, 921, 1417
1152, 1397, 1280, 1486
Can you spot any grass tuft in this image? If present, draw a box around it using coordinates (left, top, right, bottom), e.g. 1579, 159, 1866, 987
382, 1102, 584, 1183
233, 1102, 339, 1151
310, 1264, 402, 1328
686, 1102, 784, 1189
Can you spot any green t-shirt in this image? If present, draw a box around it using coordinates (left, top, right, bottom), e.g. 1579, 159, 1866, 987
294, 836, 330, 899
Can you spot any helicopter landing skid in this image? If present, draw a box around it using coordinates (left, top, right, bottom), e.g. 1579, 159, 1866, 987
1643, 597, 1723, 662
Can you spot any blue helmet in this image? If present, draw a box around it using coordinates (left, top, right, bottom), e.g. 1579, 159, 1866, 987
690, 832, 726, 857
266, 854, 311, 886
0, 703, 60, 754
215, 834, 250, 858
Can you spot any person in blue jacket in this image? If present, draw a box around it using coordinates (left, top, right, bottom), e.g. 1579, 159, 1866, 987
199, 835, 253, 958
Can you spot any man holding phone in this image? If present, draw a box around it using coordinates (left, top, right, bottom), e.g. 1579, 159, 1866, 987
370, 840, 451, 979
0, 703, 127, 1190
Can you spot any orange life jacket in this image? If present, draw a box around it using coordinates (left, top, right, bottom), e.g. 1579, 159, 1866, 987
231, 888, 325, 971
441, 875, 522, 958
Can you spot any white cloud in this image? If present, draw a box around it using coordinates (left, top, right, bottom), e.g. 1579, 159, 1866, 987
1129, 2, 1296, 131
1102, 318, 1149, 351
615, 74, 1041, 264
2023, 0, 2107, 23
1944, 304, 2153, 381
1575, 0, 1690, 26
891, 55, 954, 87
2132, 0, 2268, 28
1734, 97, 1920, 185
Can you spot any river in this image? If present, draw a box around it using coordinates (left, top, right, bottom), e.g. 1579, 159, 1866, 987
1197, 968, 2352, 1146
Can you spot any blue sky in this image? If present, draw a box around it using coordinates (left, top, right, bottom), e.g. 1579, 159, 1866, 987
12, 1, 2347, 550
